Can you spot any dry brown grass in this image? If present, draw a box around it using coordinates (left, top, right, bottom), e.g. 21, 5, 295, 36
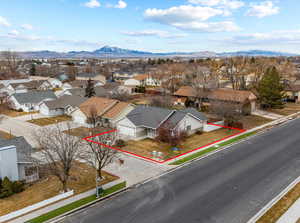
0, 108, 38, 117
27, 115, 72, 126
122, 128, 239, 160
240, 115, 272, 129
0, 162, 118, 216
257, 182, 300, 223
268, 103, 300, 116
64, 127, 113, 138
0, 130, 15, 139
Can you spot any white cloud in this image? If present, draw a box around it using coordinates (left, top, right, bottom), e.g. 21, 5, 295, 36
21, 24, 34, 30
115, 0, 127, 9
145, 5, 223, 23
172, 21, 239, 32
0, 33, 105, 51
106, 0, 127, 9
0, 16, 10, 27
84, 0, 101, 8
8, 30, 20, 36
122, 30, 187, 38
144, 5, 239, 32
225, 30, 300, 45
246, 1, 279, 18
188, 0, 244, 9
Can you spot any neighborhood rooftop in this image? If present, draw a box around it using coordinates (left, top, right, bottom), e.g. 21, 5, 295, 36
0, 137, 32, 163
125, 106, 207, 129
12, 90, 57, 104
44, 95, 87, 110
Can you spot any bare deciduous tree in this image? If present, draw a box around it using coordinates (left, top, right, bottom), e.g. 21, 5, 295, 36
84, 132, 118, 183
150, 95, 173, 108
34, 124, 85, 192
1, 51, 20, 77
210, 100, 243, 126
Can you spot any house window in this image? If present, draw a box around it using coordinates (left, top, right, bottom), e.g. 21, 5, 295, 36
186, 125, 192, 131
25, 166, 38, 176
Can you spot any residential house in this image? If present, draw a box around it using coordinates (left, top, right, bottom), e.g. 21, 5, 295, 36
117, 106, 207, 140
40, 78, 63, 90
173, 86, 198, 106
62, 80, 104, 90
9, 90, 57, 112
0, 79, 31, 87
124, 74, 161, 87
39, 95, 88, 116
0, 137, 39, 183
6, 80, 45, 95
284, 84, 300, 103
71, 97, 135, 128
103, 82, 131, 95
76, 73, 106, 84
208, 88, 257, 114
60, 86, 109, 98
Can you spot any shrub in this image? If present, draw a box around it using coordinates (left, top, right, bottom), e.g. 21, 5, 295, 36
115, 139, 126, 147
0, 177, 13, 198
17, 108, 23, 112
11, 181, 25, 193
196, 130, 203, 135
0, 177, 25, 199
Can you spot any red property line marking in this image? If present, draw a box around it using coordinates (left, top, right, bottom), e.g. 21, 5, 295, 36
82, 123, 246, 164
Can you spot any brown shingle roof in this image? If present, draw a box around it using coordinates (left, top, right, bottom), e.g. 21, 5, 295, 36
79, 97, 118, 117
285, 84, 300, 92
102, 101, 131, 119
174, 86, 197, 97
134, 74, 149, 81
208, 89, 257, 103
68, 80, 87, 88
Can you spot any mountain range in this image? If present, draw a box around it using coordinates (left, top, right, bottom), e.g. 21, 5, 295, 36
17, 46, 299, 59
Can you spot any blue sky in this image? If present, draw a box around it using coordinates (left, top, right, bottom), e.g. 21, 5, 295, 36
0, 0, 299, 53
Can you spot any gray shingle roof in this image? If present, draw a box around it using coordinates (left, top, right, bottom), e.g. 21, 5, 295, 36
44, 95, 87, 110
0, 137, 32, 163
68, 87, 108, 97
125, 106, 207, 129
12, 91, 57, 104
181, 108, 208, 121
77, 73, 98, 78
126, 106, 173, 129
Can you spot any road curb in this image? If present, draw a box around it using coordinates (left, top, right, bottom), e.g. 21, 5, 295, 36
45, 184, 128, 223
247, 176, 300, 223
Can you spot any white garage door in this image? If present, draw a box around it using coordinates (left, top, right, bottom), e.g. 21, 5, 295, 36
39, 105, 49, 116
118, 125, 135, 136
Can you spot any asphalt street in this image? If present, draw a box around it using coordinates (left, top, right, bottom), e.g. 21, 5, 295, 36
62, 119, 300, 223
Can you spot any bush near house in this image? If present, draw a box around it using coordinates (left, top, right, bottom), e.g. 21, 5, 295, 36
0, 177, 25, 198
114, 139, 126, 147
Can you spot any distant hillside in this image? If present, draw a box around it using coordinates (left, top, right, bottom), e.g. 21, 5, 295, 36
16, 46, 298, 59
218, 50, 298, 57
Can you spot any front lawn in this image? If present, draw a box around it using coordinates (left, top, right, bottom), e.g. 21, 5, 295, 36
240, 115, 272, 129
170, 131, 257, 165
0, 162, 118, 217
27, 181, 126, 223
121, 128, 240, 161
0, 130, 15, 139
27, 115, 72, 126
0, 108, 38, 117
64, 127, 113, 138
268, 103, 300, 116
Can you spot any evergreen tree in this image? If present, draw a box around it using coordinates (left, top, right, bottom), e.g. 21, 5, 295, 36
0, 177, 13, 198
85, 79, 96, 98
257, 66, 285, 109
29, 63, 36, 76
